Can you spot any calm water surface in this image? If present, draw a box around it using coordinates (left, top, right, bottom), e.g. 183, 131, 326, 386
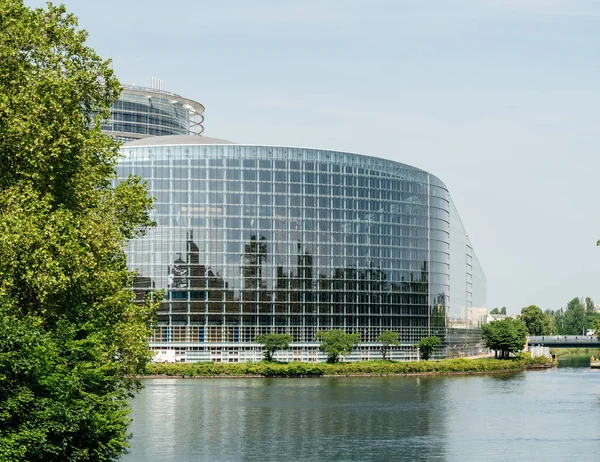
125, 363, 600, 461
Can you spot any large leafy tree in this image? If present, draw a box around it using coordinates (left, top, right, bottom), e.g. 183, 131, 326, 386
315, 330, 361, 363
520, 305, 550, 336
482, 318, 527, 359
0, 2, 159, 460
256, 333, 293, 361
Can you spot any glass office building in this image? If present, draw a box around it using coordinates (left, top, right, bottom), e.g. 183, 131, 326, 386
117, 135, 486, 362
102, 85, 204, 143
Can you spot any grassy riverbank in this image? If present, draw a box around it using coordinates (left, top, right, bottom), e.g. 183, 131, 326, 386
551, 348, 598, 358
144, 355, 550, 378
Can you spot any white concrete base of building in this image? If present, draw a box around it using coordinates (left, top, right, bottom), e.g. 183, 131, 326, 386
149, 342, 486, 363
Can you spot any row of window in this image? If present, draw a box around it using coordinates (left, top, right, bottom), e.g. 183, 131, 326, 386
149, 325, 444, 343
156, 302, 433, 309
154, 316, 437, 332
129, 251, 437, 260
110, 112, 188, 130
121, 155, 431, 182
107, 123, 186, 137
113, 99, 191, 117
150, 189, 430, 206
125, 170, 434, 192
131, 167, 432, 186
159, 301, 441, 308
160, 265, 437, 274
136, 196, 445, 214
160, 216, 444, 230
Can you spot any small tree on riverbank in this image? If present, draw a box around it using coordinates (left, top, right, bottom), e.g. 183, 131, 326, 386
315, 330, 361, 363
415, 336, 441, 360
256, 333, 293, 361
482, 318, 527, 359
377, 331, 400, 360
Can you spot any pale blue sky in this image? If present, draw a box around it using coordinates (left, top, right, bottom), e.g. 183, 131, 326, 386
27, 0, 600, 314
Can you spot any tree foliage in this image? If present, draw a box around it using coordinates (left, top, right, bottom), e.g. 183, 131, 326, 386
544, 309, 557, 335
585, 297, 595, 315
520, 305, 550, 336
593, 317, 600, 338
415, 336, 441, 360
481, 318, 527, 359
256, 333, 293, 361
490, 307, 506, 315
0, 2, 159, 460
315, 330, 361, 363
563, 298, 587, 335
546, 296, 598, 335
376, 331, 400, 360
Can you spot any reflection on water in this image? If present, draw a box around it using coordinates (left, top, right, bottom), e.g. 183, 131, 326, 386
557, 354, 591, 368
125, 368, 600, 462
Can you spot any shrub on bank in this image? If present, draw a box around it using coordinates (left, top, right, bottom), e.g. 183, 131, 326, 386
144, 355, 548, 378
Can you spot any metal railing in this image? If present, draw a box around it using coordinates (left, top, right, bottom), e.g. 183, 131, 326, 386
528, 335, 600, 347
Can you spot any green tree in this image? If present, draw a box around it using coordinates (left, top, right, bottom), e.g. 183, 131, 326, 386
546, 308, 565, 334
256, 333, 293, 361
315, 330, 361, 363
585, 297, 595, 315
415, 336, 442, 360
563, 297, 586, 335
376, 331, 400, 360
490, 307, 506, 315
481, 318, 527, 359
545, 310, 557, 335
593, 317, 600, 338
0, 2, 159, 460
583, 297, 599, 333
520, 305, 550, 336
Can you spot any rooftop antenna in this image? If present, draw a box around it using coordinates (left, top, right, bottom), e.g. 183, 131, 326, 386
151, 77, 164, 91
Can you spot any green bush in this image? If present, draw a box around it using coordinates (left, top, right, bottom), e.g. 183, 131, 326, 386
143, 355, 546, 378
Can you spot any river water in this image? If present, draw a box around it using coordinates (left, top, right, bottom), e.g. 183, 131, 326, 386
124, 358, 600, 461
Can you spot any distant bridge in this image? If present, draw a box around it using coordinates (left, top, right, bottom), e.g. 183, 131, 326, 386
528, 336, 600, 348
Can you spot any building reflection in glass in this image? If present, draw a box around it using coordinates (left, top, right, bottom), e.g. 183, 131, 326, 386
120, 137, 486, 360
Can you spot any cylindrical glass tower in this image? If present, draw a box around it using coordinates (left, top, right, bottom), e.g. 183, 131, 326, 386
103, 85, 204, 143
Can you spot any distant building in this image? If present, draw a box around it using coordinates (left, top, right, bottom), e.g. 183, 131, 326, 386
466, 307, 487, 328
485, 313, 520, 324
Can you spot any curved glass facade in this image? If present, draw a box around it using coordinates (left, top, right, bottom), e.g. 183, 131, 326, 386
117, 137, 486, 362
102, 85, 204, 142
